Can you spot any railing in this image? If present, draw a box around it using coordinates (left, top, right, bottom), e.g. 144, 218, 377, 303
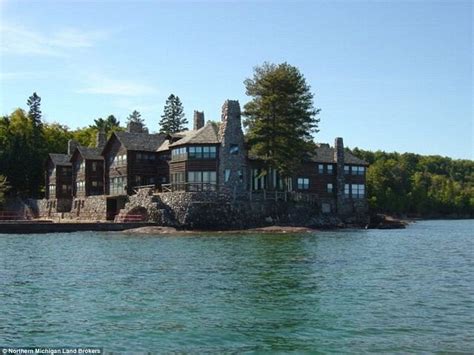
249, 190, 319, 204
0, 211, 27, 221
161, 183, 218, 192
114, 214, 146, 223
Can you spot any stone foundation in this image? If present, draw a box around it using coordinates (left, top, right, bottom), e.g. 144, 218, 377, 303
118, 188, 368, 230
69, 196, 107, 221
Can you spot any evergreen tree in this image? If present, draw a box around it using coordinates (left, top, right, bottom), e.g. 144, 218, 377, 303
91, 115, 121, 134
0, 175, 10, 207
243, 62, 320, 178
126, 110, 148, 133
27, 92, 42, 129
159, 94, 188, 134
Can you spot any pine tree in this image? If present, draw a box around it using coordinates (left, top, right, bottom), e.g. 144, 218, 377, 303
126, 110, 148, 133
27, 92, 42, 129
243, 62, 320, 179
159, 94, 188, 134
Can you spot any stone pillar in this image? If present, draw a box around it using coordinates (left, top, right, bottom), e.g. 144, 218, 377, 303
218, 100, 248, 197
193, 111, 205, 130
67, 139, 79, 156
96, 129, 107, 149
334, 137, 345, 215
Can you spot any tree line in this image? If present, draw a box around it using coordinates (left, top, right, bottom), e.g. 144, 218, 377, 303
0, 93, 188, 201
350, 148, 474, 217
0, 62, 472, 218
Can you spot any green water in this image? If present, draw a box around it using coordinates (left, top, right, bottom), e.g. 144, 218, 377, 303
0, 220, 473, 352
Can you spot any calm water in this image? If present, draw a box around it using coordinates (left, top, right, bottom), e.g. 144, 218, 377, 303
0, 220, 473, 353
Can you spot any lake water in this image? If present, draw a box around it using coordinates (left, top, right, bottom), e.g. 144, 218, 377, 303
0, 220, 473, 352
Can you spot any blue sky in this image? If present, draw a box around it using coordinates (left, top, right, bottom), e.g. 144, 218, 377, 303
0, 0, 472, 159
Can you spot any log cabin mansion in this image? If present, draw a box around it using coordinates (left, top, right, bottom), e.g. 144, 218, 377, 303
38, 100, 369, 228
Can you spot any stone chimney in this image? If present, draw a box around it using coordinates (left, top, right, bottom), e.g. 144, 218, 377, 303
193, 111, 205, 131
96, 129, 106, 149
127, 121, 144, 133
334, 137, 345, 215
218, 100, 248, 196
67, 139, 79, 156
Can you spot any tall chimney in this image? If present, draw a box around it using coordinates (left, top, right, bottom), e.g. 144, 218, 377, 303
67, 139, 79, 156
96, 129, 106, 149
193, 111, 205, 130
127, 121, 144, 133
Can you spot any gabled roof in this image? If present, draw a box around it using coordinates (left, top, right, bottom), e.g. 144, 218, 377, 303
75, 146, 103, 161
308, 144, 368, 165
110, 132, 167, 152
247, 143, 368, 166
169, 122, 219, 147
157, 139, 170, 152
48, 153, 72, 166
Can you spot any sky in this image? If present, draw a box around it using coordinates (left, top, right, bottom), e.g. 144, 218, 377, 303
0, 0, 472, 159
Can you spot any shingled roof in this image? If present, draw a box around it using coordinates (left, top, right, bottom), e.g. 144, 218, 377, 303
308, 144, 368, 165
248, 144, 368, 165
49, 153, 72, 166
169, 122, 219, 147
114, 132, 167, 152
76, 146, 103, 160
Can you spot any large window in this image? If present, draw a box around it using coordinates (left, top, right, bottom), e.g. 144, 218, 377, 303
297, 177, 309, 190
188, 146, 217, 159
351, 184, 365, 198
61, 167, 72, 176
352, 166, 365, 176
136, 152, 156, 162
61, 184, 71, 194
327, 183, 333, 193
318, 164, 324, 174
171, 147, 187, 160
229, 144, 239, 155
109, 177, 127, 195
344, 165, 350, 175
188, 171, 217, 184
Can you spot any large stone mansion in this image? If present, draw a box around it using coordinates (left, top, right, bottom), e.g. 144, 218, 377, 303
40, 100, 368, 228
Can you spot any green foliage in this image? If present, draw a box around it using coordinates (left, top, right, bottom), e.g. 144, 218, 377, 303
0, 175, 10, 206
27, 92, 42, 128
351, 148, 474, 217
127, 110, 144, 124
243, 62, 320, 178
159, 94, 188, 134
0, 95, 126, 197
90, 115, 121, 134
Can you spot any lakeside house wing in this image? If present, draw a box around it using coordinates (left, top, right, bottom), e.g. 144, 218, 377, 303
45, 153, 72, 199
102, 131, 170, 195
70, 146, 105, 197
168, 122, 221, 190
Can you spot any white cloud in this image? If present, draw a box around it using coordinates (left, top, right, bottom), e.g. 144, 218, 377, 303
77, 74, 158, 97
0, 23, 109, 56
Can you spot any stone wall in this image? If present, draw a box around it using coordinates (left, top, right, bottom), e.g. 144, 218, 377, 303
218, 100, 248, 197
118, 188, 368, 230
70, 196, 107, 221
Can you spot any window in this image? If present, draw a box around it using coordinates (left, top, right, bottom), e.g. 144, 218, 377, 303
327, 164, 333, 175
352, 184, 365, 198
171, 147, 187, 160
344, 165, 350, 175
327, 183, 333, 193
109, 176, 127, 195
230, 144, 239, 155
344, 184, 350, 196
49, 184, 56, 196
187, 171, 217, 191
352, 166, 365, 175
91, 162, 97, 172
186, 146, 217, 160
224, 169, 231, 182
76, 180, 85, 193
297, 178, 309, 190
318, 164, 324, 174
